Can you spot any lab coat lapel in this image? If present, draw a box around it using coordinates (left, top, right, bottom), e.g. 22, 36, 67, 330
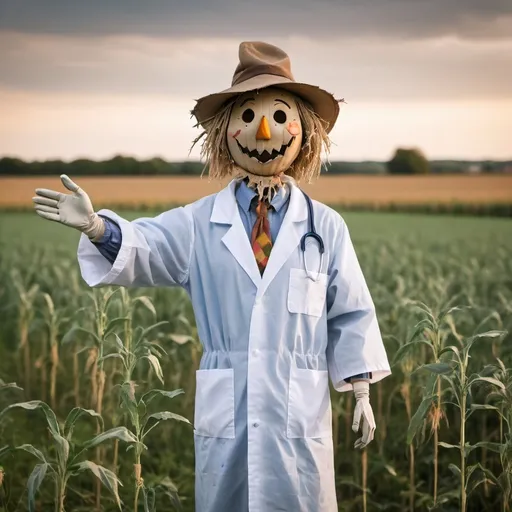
257, 181, 308, 299
211, 180, 261, 288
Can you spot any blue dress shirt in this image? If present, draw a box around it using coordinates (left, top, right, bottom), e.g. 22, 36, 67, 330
92, 179, 370, 383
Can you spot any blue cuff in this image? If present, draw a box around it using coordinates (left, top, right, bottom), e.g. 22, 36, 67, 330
92, 216, 122, 265
94, 216, 113, 244
344, 372, 372, 383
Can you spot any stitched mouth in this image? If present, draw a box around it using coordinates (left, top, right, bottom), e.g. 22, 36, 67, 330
235, 137, 296, 164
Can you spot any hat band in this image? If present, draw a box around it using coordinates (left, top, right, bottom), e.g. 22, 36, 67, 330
232, 64, 295, 86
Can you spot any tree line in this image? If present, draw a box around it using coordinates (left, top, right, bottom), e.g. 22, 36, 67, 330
0, 150, 510, 176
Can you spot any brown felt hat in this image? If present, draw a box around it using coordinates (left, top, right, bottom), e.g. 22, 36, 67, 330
192, 41, 341, 133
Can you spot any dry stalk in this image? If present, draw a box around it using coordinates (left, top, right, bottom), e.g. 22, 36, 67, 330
400, 380, 415, 512
73, 351, 80, 407
50, 343, 59, 411
362, 449, 368, 512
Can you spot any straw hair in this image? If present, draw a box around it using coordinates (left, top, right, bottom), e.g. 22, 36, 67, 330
190, 92, 331, 195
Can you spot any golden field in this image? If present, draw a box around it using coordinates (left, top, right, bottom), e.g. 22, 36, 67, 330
1, 174, 512, 207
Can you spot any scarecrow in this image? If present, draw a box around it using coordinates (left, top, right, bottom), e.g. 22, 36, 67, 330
33, 41, 391, 512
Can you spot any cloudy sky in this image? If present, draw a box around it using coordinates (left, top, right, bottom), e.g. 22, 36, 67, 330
0, 0, 511, 161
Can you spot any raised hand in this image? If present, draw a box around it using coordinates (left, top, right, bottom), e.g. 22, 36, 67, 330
351, 380, 376, 449
33, 174, 105, 240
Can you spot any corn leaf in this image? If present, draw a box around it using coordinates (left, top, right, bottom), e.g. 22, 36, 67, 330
104, 317, 130, 338
145, 411, 191, 425
16, 444, 46, 463
407, 394, 436, 444
120, 382, 140, 432
421, 363, 453, 375
141, 389, 184, 406
470, 377, 506, 390
157, 476, 182, 511
62, 326, 101, 345
0, 381, 23, 392
0, 445, 11, 458
439, 442, 459, 449
134, 296, 157, 317
392, 341, 425, 365
143, 411, 191, 438
439, 345, 461, 359
168, 334, 195, 346
143, 486, 156, 512
54, 434, 70, 470
143, 355, 164, 385
0, 401, 60, 438
82, 427, 137, 451
472, 441, 503, 454
448, 463, 461, 477
26, 463, 49, 512
64, 407, 104, 440
73, 460, 122, 509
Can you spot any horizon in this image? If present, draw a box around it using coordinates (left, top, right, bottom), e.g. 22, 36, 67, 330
1, 1, 511, 161
1, 154, 512, 165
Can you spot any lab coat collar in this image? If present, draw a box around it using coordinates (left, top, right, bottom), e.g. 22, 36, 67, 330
210, 176, 308, 292
210, 179, 238, 224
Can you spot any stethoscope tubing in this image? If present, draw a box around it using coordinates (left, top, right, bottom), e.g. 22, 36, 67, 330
300, 190, 324, 281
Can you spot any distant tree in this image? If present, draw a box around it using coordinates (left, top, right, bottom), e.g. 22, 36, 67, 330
0, 157, 28, 175
387, 148, 430, 175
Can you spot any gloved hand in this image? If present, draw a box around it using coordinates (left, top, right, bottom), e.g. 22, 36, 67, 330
351, 380, 375, 449
32, 174, 105, 241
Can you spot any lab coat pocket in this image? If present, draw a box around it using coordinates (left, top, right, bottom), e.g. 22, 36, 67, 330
287, 268, 328, 317
194, 368, 235, 439
287, 364, 331, 438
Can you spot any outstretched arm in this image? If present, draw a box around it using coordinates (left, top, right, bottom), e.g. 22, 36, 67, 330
33, 175, 194, 288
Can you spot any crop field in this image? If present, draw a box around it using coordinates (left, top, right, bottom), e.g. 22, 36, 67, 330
1, 174, 512, 208
0, 210, 511, 512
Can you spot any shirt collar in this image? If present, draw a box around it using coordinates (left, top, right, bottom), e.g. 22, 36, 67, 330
235, 178, 290, 213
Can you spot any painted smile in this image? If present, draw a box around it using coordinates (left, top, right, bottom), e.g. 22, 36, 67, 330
235, 137, 296, 164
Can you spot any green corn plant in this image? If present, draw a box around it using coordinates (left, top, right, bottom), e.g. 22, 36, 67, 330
472, 358, 512, 511
102, 323, 190, 511
41, 293, 69, 412
397, 300, 467, 507
63, 287, 123, 510
140, 477, 182, 512
119, 383, 190, 511
10, 269, 39, 397
0, 400, 137, 512
0, 379, 22, 512
417, 330, 507, 511
108, 289, 164, 475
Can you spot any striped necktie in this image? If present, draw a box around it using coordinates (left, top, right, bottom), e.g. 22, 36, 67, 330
251, 199, 273, 275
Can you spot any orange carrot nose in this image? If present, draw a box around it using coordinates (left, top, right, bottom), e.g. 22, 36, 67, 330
256, 116, 271, 140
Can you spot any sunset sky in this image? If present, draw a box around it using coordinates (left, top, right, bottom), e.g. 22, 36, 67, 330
0, 1, 511, 162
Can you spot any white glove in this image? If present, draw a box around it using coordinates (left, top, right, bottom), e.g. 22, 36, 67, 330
351, 380, 375, 449
32, 174, 105, 241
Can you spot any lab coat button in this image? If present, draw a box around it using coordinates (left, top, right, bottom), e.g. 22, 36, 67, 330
252, 349, 259, 357
253, 422, 259, 428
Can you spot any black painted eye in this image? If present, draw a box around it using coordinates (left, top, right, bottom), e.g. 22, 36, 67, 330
273, 110, 287, 124
242, 109, 255, 123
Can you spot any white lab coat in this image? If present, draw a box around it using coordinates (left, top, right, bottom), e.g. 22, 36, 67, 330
77, 177, 391, 512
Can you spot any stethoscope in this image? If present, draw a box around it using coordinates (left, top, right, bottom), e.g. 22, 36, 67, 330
299, 190, 324, 281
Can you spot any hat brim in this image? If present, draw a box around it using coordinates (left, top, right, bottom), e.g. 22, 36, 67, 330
191, 74, 340, 134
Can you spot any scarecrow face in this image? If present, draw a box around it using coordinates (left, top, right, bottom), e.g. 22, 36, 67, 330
227, 88, 302, 177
